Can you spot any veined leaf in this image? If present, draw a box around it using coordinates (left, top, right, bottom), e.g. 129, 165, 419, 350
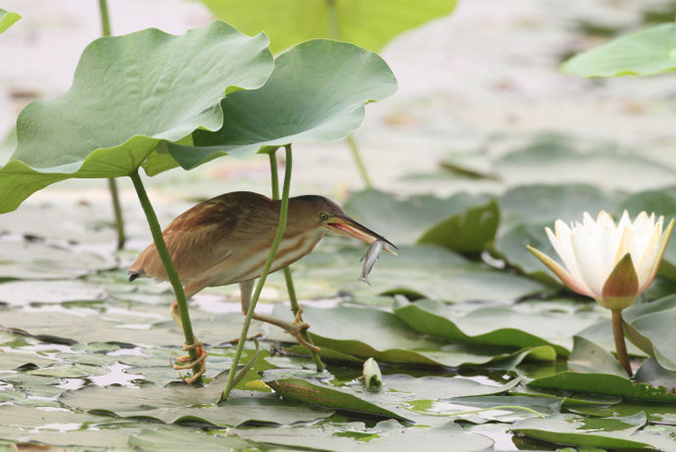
164, 39, 397, 168
0, 21, 273, 213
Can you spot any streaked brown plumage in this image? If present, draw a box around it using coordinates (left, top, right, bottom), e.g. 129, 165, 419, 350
130, 191, 396, 382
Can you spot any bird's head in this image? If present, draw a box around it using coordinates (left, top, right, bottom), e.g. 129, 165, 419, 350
290, 195, 397, 254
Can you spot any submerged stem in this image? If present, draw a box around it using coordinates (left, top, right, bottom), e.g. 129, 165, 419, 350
129, 170, 201, 383
221, 145, 294, 401
612, 309, 632, 377
98, 0, 126, 249
268, 151, 325, 371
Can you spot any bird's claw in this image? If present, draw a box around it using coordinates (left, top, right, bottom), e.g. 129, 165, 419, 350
289, 306, 321, 353
172, 341, 208, 384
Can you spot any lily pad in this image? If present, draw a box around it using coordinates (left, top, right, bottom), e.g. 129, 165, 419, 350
0, 8, 20, 34
563, 23, 676, 77
291, 243, 548, 302
60, 384, 332, 426
418, 199, 499, 255
197, 0, 457, 53
343, 189, 495, 245
0, 21, 274, 213
0, 239, 116, 280
395, 299, 606, 356
512, 413, 656, 450
265, 377, 408, 421
235, 419, 492, 452
165, 39, 397, 168
271, 304, 550, 368
129, 427, 259, 451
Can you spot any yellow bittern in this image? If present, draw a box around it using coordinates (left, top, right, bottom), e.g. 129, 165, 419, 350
129, 191, 395, 381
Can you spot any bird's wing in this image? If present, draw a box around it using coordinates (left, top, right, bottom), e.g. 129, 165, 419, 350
130, 196, 250, 282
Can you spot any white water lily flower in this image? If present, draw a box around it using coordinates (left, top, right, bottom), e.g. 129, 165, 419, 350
528, 211, 674, 310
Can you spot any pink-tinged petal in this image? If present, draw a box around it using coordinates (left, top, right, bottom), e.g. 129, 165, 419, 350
639, 218, 675, 293
527, 245, 593, 297
599, 252, 639, 310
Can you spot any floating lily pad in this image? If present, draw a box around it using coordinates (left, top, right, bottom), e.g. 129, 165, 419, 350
197, 0, 457, 53
395, 299, 606, 356
265, 377, 408, 421
343, 190, 495, 245
271, 304, 550, 368
512, 413, 656, 450
418, 199, 499, 255
563, 23, 676, 77
236, 419, 492, 452
0, 280, 106, 304
165, 39, 397, 168
129, 427, 259, 451
0, 21, 274, 213
61, 384, 332, 426
0, 239, 116, 280
292, 243, 547, 302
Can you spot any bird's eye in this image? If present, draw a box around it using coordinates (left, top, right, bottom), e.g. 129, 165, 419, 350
319, 212, 329, 221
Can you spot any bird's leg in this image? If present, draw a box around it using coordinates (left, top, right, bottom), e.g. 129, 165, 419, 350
169, 282, 208, 383
239, 280, 320, 353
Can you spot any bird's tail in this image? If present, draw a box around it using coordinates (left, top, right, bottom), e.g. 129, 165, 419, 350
128, 269, 146, 282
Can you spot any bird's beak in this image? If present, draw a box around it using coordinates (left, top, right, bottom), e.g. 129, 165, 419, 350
327, 216, 398, 255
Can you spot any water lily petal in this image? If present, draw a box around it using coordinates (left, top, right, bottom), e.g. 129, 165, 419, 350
527, 245, 592, 297
547, 223, 584, 283
639, 218, 675, 292
600, 252, 639, 310
570, 223, 608, 298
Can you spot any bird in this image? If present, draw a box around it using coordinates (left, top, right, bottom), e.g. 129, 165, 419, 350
129, 191, 396, 383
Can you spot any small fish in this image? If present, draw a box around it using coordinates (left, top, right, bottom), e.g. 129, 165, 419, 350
359, 240, 384, 286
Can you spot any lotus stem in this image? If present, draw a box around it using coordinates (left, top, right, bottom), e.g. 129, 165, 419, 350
221, 145, 294, 401
130, 170, 202, 383
267, 151, 325, 371
98, 0, 126, 250
323, 0, 373, 189
345, 134, 373, 189
107, 178, 126, 250
612, 309, 632, 377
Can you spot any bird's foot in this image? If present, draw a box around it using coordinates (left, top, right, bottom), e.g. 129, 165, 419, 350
288, 306, 321, 353
173, 341, 208, 384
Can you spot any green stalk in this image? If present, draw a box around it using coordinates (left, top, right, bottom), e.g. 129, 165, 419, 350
98, 0, 126, 250
129, 170, 202, 383
268, 151, 325, 371
221, 145, 294, 401
324, 0, 373, 189
612, 309, 632, 377
345, 134, 373, 189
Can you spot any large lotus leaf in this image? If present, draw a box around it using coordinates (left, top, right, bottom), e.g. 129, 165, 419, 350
563, 23, 676, 77
0, 21, 273, 213
164, 39, 397, 168
0, 8, 20, 33
395, 299, 607, 356
512, 413, 658, 450
343, 189, 494, 245
197, 0, 457, 54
